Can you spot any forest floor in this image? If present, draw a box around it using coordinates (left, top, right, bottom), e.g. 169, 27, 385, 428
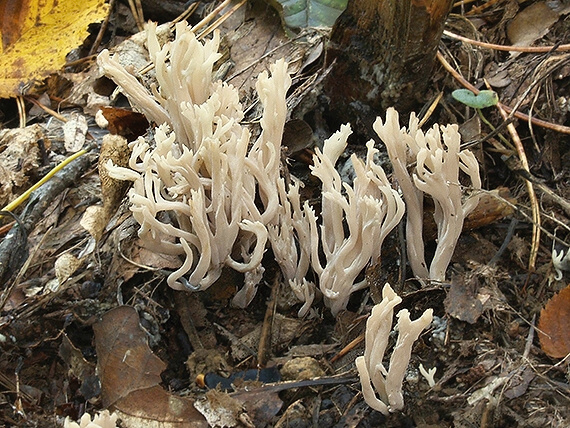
0, 0, 569, 427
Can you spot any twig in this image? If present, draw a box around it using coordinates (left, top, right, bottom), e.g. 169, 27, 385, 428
486, 190, 570, 243
230, 372, 357, 397
502, 156, 570, 217
489, 81, 540, 271
330, 333, 364, 364
17, 96, 26, 128
443, 30, 570, 53
436, 51, 570, 134
488, 218, 518, 266
523, 315, 536, 360
463, 0, 501, 16
0, 220, 16, 237
171, 2, 200, 25
175, 293, 204, 351
192, 0, 234, 34
2, 147, 92, 212
25, 96, 67, 123
89, 0, 115, 55
257, 275, 280, 367
214, 322, 257, 357
418, 91, 443, 127
196, 0, 247, 40
128, 0, 145, 32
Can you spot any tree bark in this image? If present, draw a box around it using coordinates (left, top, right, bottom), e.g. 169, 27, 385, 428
324, 0, 454, 131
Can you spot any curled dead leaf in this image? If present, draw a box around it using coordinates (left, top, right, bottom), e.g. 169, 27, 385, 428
80, 134, 131, 241
54, 253, 82, 285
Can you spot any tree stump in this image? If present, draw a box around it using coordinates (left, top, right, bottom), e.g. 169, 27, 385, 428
324, 0, 454, 133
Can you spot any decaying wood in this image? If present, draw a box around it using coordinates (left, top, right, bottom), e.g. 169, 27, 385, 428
324, 0, 454, 131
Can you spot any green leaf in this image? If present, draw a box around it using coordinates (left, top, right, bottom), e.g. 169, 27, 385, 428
269, 0, 348, 30
452, 89, 499, 109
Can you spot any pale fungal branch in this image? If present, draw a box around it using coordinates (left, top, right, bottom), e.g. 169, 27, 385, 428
419, 363, 437, 387
99, 20, 461, 325
64, 410, 118, 428
373, 111, 429, 280
96, 22, 450, 417
267, 178, 315, 317
99, 21, 407, 315
356, 283, 433, 414
552, 247, 570, 280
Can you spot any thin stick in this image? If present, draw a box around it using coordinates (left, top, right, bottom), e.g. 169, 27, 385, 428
329, 333, 364, 364
257, 275, 280, 367
128, 0, 145, 32
197, 0, 247, 40
175, 293, 204, 351
493, 93, 541, 271
192, 0, 233, 34
89, 0, 115, 55
2, 148, 90, 212
17, 96, 26, 128
25, 96, 67, 123
171, 2, 200, 25
464, 0, 501, 15
443, 30, 570, 53
436, 51, 570, 134
418, 91, 443, 127
0, 220, 16, 237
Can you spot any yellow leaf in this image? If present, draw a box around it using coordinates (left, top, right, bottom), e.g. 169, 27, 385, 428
0, 0, 108, 98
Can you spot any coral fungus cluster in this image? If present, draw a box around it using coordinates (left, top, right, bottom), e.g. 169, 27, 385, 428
98, 22, 480, 414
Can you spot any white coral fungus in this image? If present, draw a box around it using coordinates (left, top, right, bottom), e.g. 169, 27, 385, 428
356, 284, 433, 414
64, 410, 118, 428
374, 108, 481, 283
306, 125, 405, 315
100, 23, 290, 304
97, 21, 409, 315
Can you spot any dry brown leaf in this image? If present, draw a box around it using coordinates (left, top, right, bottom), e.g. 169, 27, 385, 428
463, 187, 516, 231
0, 0, 108, 98
224, 2, 306, 94
93, 306, 208, 427
538, 284, 570, 358
99, 106, 150, 141
444, 273, 484, 324
507, 1, 570, 50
